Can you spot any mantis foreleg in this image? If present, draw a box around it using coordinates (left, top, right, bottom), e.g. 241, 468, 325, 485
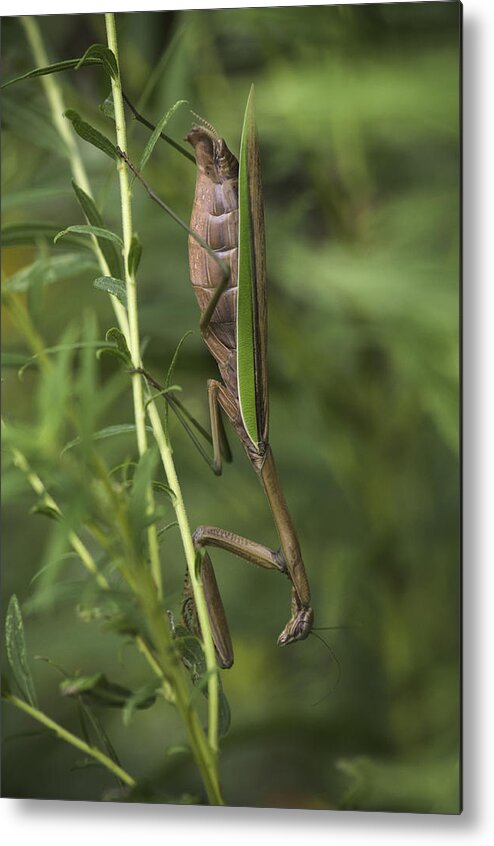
182, 552, 234, 669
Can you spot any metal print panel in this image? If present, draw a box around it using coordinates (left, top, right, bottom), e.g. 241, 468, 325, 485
1, 1, 461, 814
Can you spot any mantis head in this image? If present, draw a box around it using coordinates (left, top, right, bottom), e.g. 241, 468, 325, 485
186, 125, 238, 183
277, 605, 314, 646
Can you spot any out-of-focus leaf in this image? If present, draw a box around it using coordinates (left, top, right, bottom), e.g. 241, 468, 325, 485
123, 681, 161, 725
29, 503, 61, 521
2, 96, 69, 156
1, 352, 31, 368
128, 447, 159, 540
4, 254, 99, 293
337, 755, 460, 814
62, 423, 153, 455
5, 595, 38, 707
2, 186, 72, 211
1, 222, 88, 248
174, 625, 231, 737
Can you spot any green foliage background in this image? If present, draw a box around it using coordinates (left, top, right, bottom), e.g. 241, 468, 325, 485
2, 2, 460, 812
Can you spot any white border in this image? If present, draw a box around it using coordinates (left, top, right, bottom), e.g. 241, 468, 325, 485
3, 0, 494, 844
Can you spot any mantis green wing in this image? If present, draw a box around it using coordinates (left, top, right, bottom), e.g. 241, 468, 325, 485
237, 85, 269, 449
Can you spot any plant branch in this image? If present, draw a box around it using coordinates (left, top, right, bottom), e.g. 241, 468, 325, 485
3, 691, 136, 788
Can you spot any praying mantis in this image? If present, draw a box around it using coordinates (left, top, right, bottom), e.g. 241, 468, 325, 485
180, 89, 313, 668
122, 87, 313, 668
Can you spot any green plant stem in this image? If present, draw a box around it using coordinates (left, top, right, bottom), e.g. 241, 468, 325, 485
104, 14, 222, 781
104, 14, 162, 602
146, 401, 220, 749
3, 692, 136, 787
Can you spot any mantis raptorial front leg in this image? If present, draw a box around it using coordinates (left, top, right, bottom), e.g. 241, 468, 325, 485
183, 528, 286, 670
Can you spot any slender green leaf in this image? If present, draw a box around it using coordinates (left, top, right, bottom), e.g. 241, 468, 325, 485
30, 503, 61, 521
72, 181, 123, 279
103, 327, 131, 365
76, 44, 118, 80
61, 674, 156, 710
123, 682, 161, 726
64, 110, 117, 160
94, 276, 127, 306
157, 521, 179, 537
218, 683, 232, 737
138, 99, 188, 173
127, 234, 142, 277
237, 86, 259, 446
5, 596, 38, 707
1, 352, 31, 368
29, 554, 78, 587
97, 345, 129, 365
62, 423, 153, 455
175, 624, 231, 737
54, 224, 123, 249
151, 480, 175, 500
100, 93, 115, 120
1, 57, 103, 89
18, 341, 110, 378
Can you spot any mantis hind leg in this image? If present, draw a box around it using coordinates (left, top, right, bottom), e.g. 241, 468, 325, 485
130, 368, 232, 473
208, 379, 232, 475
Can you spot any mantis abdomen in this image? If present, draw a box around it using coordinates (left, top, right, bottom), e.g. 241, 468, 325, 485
187, 127, 240, 400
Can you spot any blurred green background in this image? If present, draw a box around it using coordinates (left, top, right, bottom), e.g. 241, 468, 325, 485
1, 2, 460, 812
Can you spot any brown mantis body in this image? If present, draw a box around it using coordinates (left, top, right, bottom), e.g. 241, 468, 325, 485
181, 122, 313, 669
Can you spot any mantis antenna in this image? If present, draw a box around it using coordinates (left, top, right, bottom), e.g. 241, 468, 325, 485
190, 110, 220, 138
